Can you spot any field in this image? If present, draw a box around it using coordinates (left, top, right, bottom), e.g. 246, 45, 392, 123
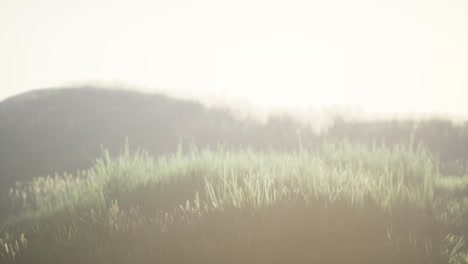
1, 141, 468, 263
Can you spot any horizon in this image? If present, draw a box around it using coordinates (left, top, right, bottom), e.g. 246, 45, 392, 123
1, 0, 467, 118
3, 86, 468, 125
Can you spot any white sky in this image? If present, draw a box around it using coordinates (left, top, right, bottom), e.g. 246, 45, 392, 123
1, 0, 467, 117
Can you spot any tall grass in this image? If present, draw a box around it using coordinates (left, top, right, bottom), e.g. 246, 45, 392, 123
1, 142, 468, 263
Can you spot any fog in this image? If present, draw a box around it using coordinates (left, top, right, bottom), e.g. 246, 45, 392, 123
1, 0, 468, 118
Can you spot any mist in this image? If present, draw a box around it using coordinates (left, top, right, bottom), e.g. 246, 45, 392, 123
1, 0, 468, 118
2, 1, 468, 263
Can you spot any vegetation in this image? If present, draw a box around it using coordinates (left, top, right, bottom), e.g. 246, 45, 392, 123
1, 142, 468, 263
1, 87, 468, 263
1, 87, 468, 195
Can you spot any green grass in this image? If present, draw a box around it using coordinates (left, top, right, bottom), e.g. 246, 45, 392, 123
1, 142, 468, 263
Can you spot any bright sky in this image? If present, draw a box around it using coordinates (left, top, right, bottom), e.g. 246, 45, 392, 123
1, 0, 467, 117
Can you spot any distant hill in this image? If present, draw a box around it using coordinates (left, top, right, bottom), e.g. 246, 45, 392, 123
0, 87, 314, 194
0, 88, 227, 193
1, 87, 467, 195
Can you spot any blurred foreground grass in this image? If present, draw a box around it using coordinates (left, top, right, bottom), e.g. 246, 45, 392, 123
1, 142, 468, 263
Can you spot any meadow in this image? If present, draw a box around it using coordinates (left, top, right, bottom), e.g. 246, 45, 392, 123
1, 141, 468, 263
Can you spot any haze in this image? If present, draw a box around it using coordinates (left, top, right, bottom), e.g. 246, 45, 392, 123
1, 0, 467, 118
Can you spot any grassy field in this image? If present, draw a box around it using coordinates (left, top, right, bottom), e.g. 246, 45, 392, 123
1, 142, 468, 263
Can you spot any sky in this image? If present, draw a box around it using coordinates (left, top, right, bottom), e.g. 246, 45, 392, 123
1, 0, 468, 118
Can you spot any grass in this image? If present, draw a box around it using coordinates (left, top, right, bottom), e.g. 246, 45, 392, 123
1, 141, 468, 263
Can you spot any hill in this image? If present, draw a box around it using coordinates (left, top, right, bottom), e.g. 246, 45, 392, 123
0, 87, 316, 194
0, 88, 236, 193
1, 87, 468, 195
0, 88, 216, 192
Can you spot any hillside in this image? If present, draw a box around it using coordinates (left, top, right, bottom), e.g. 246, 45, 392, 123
2, 143, 468, 263
0, 88, 232, 193
1, 87, 468, 263
1, 87, 468, 195
0, 87, 315, 194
